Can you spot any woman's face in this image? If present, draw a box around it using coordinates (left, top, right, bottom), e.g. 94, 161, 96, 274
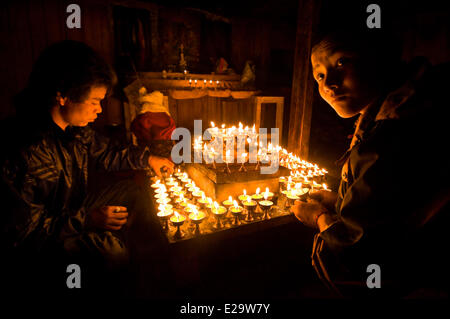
311, 47, 379, 118
61, 86, 106, 127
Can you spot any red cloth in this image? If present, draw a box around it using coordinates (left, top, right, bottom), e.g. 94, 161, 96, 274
131, 112, 176, 144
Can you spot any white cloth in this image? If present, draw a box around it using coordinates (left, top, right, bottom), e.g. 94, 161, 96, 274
138, 87, 170, 115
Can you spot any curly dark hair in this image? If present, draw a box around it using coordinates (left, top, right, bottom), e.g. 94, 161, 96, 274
15, 40, 117, 118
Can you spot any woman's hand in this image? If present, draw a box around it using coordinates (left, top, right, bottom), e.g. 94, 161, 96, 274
87, 206, 128, 231
148, 155, 174, 177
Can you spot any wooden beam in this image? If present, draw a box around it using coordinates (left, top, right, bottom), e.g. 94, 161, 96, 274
288, 0, 320, 159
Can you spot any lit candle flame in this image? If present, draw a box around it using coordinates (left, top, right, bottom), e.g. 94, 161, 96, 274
211, 121, 215, 128
323, 183, 328, 190
256, 187, 260, 195
192, 206, 199, 218
243, 189, 247, 196
233, 200, 239, 208
228, 195, 232, 202
264, 192, 268, 200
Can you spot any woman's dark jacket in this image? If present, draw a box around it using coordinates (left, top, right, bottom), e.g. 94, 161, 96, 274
0, 116, 150, 254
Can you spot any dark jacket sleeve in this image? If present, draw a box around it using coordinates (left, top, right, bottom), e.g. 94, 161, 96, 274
1, 144, 80, 252
84, 127, 151, 172
314, 116, 449, 285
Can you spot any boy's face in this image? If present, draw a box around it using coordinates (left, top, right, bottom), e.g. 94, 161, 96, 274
62, 86, 106, 127
311, 47, 378, 118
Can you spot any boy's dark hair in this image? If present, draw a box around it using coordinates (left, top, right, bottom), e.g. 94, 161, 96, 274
311, 27, 403, 83
15, 40, 117, 119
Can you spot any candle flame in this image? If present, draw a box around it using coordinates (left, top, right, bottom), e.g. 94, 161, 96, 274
174, 211, 180, 218
252, 124, 256, 132
233, 200, 238, 208
211, 121, 215, 128
228, 195, 232, 202
323, 183, 328, 190
192, 206, 199, 217
264, 192, 268, 200
256, 187, 260, 195
221, 124, 225, 128
243, 189, 247, 196
213, 201, 219, 210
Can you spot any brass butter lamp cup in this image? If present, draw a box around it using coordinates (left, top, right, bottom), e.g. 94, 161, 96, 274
238, 190, 250, 206
285, 192, 299, 210
170, 212, 186, 240
259, 194, 274, 220
157, 207, 173, 232
222, 196, 234, 211
243, 199, 257, 222
197, 196, 210, 211
189, 210, 206, 236
230, 202, 243, 226
211, 204, 228, 230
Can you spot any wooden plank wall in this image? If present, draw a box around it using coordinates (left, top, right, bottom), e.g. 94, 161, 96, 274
287, 0, 320, 159
0, 0, 114, 120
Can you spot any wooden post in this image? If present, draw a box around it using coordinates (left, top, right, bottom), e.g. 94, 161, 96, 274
287, 0, 320, 159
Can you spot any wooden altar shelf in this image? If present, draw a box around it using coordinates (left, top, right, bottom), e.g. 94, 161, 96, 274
137, 72, 255, 91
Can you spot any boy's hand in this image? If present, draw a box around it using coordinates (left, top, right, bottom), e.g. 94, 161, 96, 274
148, 155, 174, 177
309, 189, 338, 211
88, 206, 128, 231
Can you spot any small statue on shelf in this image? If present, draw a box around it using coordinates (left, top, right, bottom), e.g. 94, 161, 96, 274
179, 43, 187, 72
241, 60, 256, 86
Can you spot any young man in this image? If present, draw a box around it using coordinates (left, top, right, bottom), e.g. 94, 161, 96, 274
0, 41, 174, 296
290, 30, 449, 297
